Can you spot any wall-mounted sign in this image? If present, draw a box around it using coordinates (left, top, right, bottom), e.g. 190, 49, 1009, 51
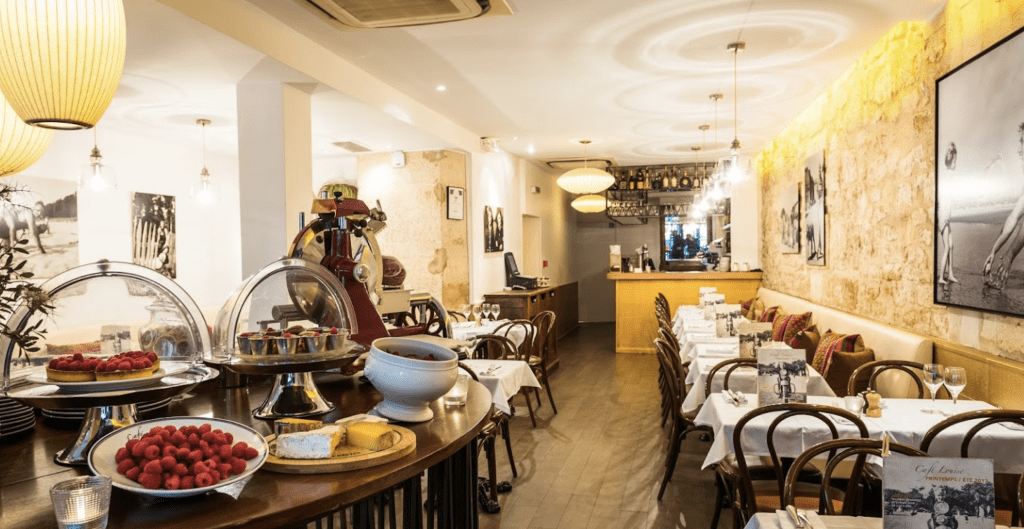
447, 186, 464, 220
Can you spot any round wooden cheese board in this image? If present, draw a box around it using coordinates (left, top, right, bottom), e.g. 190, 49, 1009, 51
261, 425, 416, 474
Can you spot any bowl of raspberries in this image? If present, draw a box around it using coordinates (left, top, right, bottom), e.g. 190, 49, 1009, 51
87, 417, 268, 497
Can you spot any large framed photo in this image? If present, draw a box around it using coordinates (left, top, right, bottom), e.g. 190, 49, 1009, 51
131, 192, 176, 279
934, 24, 1024, 316
804, 151, 825, 266
779, 182, 800, 254
447, 186, 464, 220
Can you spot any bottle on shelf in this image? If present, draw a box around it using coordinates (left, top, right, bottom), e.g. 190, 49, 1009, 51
628, 170, 636, 190
681, 166, 692, 188
637, 168, 646, 190
669, 167, 678, 189
693, 166, 702, 190
661, 167, 669, 190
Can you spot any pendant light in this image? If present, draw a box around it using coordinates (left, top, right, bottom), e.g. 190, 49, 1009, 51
79, 127, 116, 191
557, 140, 614, 194
190, 119, 219, 205
0, 0, 127, 130
571, 194, 606, 213
0, 95, 53, 177
708, 93, 727, 199
720, 42, 753, 182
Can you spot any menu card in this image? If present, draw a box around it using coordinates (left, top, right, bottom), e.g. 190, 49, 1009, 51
715, 304, 742, 337
698, 287, 718, 307
738, 323, 773, 358
883, 456, 994, 529
756, 347, 807, 405
703, 294, 725, 320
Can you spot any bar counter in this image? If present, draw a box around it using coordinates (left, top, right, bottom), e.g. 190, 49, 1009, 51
1, 374, 492, 529
607, 271, 762, 353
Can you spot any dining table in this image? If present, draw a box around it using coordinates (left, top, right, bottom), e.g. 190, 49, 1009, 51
460, 359, 541, 415
451, 319, 530, 348
745, 511, 1011, 529
693, 394, 1024, 472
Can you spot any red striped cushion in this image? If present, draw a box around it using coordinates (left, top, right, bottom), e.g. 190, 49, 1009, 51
758, 306, 781, 324
811, 331, 864, 377
770, 312, 811, 347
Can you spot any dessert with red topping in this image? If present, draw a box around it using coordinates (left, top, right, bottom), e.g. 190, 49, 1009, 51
95, 351, 159, 381
45, 353, 101, 382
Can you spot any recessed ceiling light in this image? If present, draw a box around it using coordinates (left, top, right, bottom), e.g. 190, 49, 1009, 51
527, 145, 536, 154
436, 85, 446, 91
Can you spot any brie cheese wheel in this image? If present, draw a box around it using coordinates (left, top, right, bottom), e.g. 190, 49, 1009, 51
275, 424, 345, 459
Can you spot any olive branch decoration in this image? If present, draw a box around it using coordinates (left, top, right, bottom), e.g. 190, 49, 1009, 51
0, 184, 54, 359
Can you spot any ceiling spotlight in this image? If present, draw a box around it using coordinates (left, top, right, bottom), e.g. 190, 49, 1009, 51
436, 85, 447, 91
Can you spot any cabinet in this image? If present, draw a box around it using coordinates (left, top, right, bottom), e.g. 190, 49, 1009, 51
483, 282, 579, 371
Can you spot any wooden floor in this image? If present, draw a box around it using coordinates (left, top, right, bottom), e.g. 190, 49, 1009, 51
478, 322, 728, 529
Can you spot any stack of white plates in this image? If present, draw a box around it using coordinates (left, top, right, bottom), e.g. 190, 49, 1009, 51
0, 397, 36, 440
41, 398, 172, 421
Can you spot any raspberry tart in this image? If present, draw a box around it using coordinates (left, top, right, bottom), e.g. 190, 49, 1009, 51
45, 353, 102, 382
94, 351, 159, 381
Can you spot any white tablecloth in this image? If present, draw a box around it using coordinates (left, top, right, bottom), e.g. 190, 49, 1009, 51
460, 359, 541, 415
451, 320, 529, 348
694, 395, 1011, 470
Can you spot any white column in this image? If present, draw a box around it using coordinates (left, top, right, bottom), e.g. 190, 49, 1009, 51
236, 82, 313, 277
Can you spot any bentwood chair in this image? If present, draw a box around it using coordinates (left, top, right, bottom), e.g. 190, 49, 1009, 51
921, 409, 1024, 526
847, 360, 925, 398
528, 311, 558, 415
655, 338, 708, 501
448, 311, 469, 322
731, 403, 868, 525
704, 358, 758, 399
471, 333, 536, 429
455, 361, 511, 514
656, 326, 682, 427
784, 438, 927, 516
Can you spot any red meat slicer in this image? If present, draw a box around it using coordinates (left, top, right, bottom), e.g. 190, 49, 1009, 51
288, 194, 429, 345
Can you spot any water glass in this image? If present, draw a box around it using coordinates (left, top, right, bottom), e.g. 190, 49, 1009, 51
444, 373, 469, 407
482, 304, 492, 323
471, 304, 483, 324
921, 363, 944, 413
489, 304, 501, 321
50, 476, 112, 529
943, 367, 967, 407
844, 395, 864, 416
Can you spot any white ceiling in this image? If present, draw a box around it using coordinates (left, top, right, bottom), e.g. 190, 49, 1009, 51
109, 0, 945, 170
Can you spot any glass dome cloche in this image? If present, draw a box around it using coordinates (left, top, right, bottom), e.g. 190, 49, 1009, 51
1, 260, 212, 393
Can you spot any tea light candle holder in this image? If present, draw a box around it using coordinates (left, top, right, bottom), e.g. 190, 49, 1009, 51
444, 373, 469, 407
50, 475, 112, 529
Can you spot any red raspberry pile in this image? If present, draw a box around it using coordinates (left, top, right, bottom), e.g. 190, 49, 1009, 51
114, 423, 260, 490
98, 351, 157, 373
48, 353, 100, 372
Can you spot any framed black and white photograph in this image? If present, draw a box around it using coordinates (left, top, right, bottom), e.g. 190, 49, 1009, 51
484, 205, 504, 253
131, 192, 176, 279
1, 177, 78, 279
780, 182, 800, 254
882, 456, 994, 529
446, 186, 464, 220
756, 348, 808, 405
804, 151, 826, 266
934, 24, 1024, 317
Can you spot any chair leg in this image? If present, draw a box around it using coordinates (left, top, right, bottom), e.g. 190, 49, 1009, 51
520, 389, 537, 427
480, 435, 500, 513
657, 421, 682, 500
534, 387, 542, 408
541, 365, 557, 414
500, 418, 517, 478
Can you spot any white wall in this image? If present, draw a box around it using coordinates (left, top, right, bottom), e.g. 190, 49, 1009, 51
469, 152, 521, 302
522, 160, 576, 286
574, 219, 660, 323
16, 124, 242, 315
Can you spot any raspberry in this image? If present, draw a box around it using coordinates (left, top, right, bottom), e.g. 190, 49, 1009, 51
56, 361, 70, 370
131, 440, 148, 458
224, 432, 233, 444
265, 327, 275, 332
199, 423, 212, 434
191, 462, 208, 476
208, 469, 221, 482
116, 459, 136, 475
330, 327, 338, 334
143, 444, 161, 460
170, 431, 187, 446
160, 456, 177, 470
187, 433, 200, 447
86, 359, 100, 370
158, 429, 171, 442
283, 333, 293, 338
162, 445, 176, 458
218, 444, 232, 459
126, 467, 142, 482
165, 425, 176, 434
142, 359, 153, 368
188, 450, 203, 463
105, 362, 118, 372
194, 472, 214, 488
201, 431, 216, 444
138, 472, 162, 489
172, 463, 189, 476
149, 426, 165, 436
213, 433, 227, 446
206, 457, 220, 468
313, 332, 321, 337
218, 463, 232, 478
125, 439, 139, 451
180, 476, 195, 489
231, 442, 249, 458
244, 447, 259, 460
131, 359, 145, 370
143, 460, 163, 474
48, 359, 58, 369
117, 361, 132, 371
72, 353, 84, 362
230, 458, 247, 475
176, 447, 190, 460
164, 475, 180, 490
115, 447, 131, 463
146, 352, 157, 362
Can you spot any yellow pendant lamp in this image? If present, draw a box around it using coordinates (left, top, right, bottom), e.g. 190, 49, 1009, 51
0, 94, 53, 177
0, 0, 127, 130
571, 194, 606, 213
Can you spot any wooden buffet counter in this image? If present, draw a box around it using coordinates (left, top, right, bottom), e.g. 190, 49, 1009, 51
607, 271, 762, 354
1, 375, 492, 529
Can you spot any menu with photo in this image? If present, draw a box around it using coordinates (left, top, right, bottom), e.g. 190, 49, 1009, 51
703, 294, 725, 320
883, 456, 994, 529
715, 304, 743, 337
698, 287, 718, 307
738, 323, 773, 358
756, 347, 807, 405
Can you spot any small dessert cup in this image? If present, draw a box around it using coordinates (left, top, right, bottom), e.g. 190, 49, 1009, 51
248, 336, 275, 356
276, 334, 301, 355
236, 333, 255, 355
322, 327, 349, 351
300, 332, 327, 354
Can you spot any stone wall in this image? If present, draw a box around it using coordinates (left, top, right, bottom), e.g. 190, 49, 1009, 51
757, 0, 1024, 361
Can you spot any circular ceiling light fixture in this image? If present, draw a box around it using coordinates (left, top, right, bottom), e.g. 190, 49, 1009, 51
571, 194, 607, 213
557, 140, 614, 194
0, 95, 53, 177
0, 0, 127, 130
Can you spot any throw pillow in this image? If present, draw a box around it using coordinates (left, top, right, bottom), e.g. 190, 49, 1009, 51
770, 312, 812, 348
810, 331, 865, 377
739, 298, 753, 315
824, 348, 875, 397
792, 325, 821, 364
749, 299, 765, 321
759, 305, 782, 324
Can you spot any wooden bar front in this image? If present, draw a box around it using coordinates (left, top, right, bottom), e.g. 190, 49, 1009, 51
607, 271, 762, 354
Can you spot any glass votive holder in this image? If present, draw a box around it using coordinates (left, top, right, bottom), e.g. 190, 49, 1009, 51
50, 475, 112, 529
444, 373, 470, 407
844, 395, 865, 416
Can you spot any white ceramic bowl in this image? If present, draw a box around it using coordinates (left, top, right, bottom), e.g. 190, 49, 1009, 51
364, 338, 458, 422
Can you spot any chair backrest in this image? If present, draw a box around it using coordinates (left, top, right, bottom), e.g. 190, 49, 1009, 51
448, 311, 468, 322
784, 437, 927, 515
529, 311, 556, 365
847, 360, 925, 398
657, 326, 681, 357
704, 358, 757, 398
493, 319, 536, 361
655, 338, 684, 416
471, 334, 519, 360
733, 403, 869, 521
458, 361, 480, 381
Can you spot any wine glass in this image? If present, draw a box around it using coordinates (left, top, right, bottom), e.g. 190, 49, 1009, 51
490, 303, 501, 322
943, 367, 967, 409
481, 304, 493, 323
471, 303, 483, 325
921, 364, 944, 413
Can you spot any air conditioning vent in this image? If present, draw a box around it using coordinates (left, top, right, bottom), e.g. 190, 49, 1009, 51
544, 158, 616, 171
333, 141, 372, 153
303, 0, 508, 29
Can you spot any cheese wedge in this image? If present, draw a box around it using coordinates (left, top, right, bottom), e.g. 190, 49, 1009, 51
346, 421, 395, 451
275, 424, 345, 459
